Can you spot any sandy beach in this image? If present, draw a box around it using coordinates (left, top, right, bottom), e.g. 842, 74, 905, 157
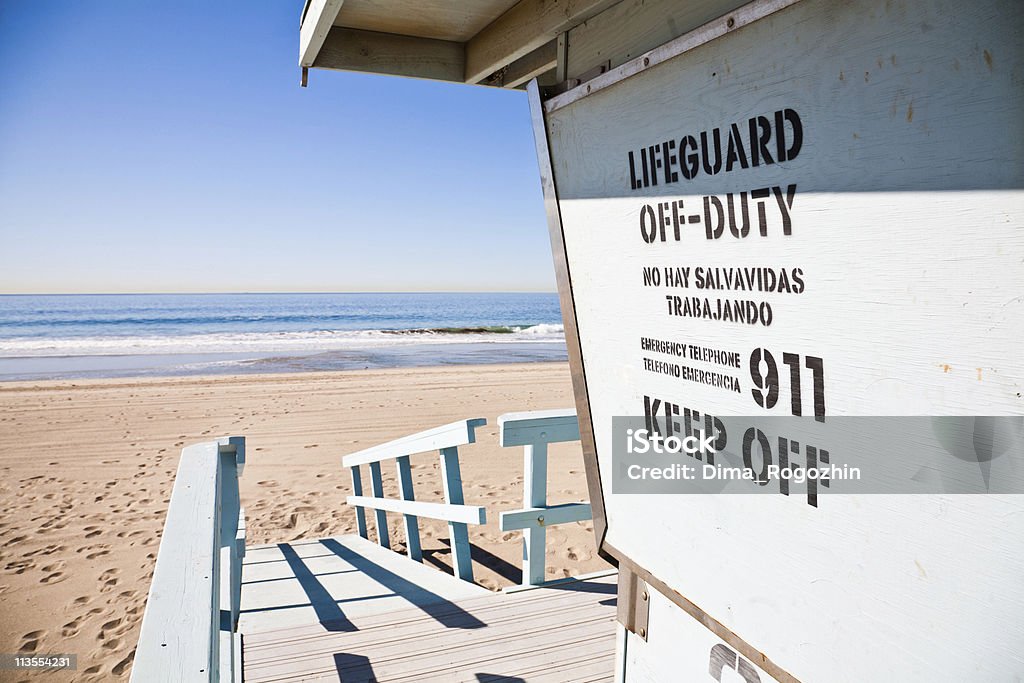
0, 362, 606, 681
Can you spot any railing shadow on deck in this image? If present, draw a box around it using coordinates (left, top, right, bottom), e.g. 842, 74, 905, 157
422, 537, 524, 585
333, 652, 377, 682
277, 542, 359, 632
320, 538, 486, 629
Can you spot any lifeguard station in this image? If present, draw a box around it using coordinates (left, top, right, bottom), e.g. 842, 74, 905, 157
132, 0, 1023, 681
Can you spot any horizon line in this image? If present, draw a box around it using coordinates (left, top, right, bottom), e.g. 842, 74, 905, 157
0, 289, 560, 296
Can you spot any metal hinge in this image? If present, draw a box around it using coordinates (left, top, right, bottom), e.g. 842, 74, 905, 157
617, 566, 650, 641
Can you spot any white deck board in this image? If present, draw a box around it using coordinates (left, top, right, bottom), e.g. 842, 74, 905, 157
243, 571, 617, 682
238, 534, 489, 634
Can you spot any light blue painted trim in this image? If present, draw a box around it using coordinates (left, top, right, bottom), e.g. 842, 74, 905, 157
368, 461, 390, 549
523, 442, 548, 585
345, 495, 485, 526
500, 503, 593, 531
497, 410, 591, 585
132, 436, 245, 683
439, 446, 474, 582
499, 409, 579, 447
350, 465, 368, 539
395, 455, 423, 562
342, 418, 487, 467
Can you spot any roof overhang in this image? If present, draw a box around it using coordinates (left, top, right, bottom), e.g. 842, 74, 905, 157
298, 0, 619, 89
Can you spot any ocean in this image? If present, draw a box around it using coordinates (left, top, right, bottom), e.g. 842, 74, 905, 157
0, 293, 567, 381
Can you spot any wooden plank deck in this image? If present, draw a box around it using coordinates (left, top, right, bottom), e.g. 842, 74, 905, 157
242, 571, 618, 682
239, 535, 491, 634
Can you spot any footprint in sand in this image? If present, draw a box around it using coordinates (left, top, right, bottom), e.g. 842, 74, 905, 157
41, 571, 66, 584
19, 630, 45, 653
62, 615, 85, 637
5, 560, 33, 574
98, 568, 120, 592
111, 652, 135, 676
25, 543, 63, 558
99, 617, 122, 633
565, 546, 593, 562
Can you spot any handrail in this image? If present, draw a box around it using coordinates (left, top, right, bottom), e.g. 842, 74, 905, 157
342, 418, 487, 467
499, 409, 580, 446
341, 418, 487, 582
132, 437, 245, 683
346, 496, 486, 525
498, 410, 592, 586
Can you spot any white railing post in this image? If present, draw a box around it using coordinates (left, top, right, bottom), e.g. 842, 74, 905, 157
522, 442, 549, 586
368, 461, 390, 549
341, 418, 486, 583
498, 410, 591, 586
395, 455, 422, 562
218, 436, 245, 633
439, 445, 473, 582
349, 465, 368, 539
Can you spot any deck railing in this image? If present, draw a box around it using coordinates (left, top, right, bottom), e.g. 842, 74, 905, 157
498, 410, 592, 585
131, 437, 246, 683
342, 418, 487, 582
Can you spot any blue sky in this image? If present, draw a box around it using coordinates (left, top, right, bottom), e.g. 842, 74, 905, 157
0, 2, 554, 293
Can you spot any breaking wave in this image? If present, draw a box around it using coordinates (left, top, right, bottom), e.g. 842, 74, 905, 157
0, 324, 566, 358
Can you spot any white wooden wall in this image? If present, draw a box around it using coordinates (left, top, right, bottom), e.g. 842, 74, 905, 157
541, 0, 1024, 679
